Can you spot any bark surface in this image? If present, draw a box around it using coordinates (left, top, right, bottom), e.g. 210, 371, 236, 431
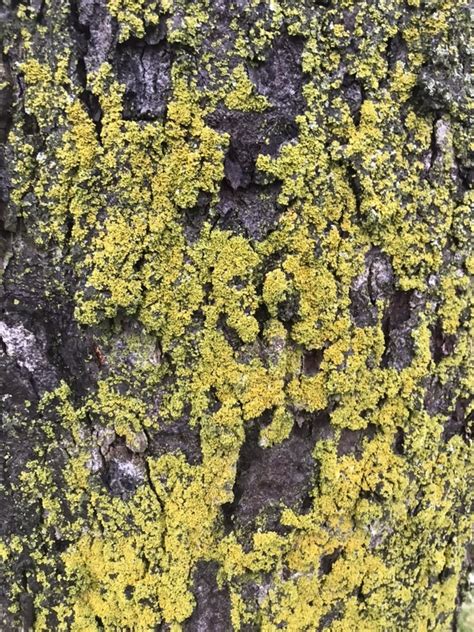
0, 1, 472, 630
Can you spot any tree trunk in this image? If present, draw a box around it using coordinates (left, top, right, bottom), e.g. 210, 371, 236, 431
0, 1, 472, 630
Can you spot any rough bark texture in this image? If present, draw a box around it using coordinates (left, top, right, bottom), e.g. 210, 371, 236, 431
0, 1, 472, 630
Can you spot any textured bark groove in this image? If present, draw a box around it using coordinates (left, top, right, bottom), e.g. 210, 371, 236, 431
0, 1, 472, 630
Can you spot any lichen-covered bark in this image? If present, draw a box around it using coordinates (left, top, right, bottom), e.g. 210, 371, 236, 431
0, 1, 472, 630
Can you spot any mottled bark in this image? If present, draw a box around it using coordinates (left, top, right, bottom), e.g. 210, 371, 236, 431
0, 1, 472, 631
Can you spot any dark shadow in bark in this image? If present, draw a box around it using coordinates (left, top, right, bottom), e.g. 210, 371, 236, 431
319, 548, 342, 576
302, 348, 324, 376
214, 180, 283, 241
184, 561, 231, 632
148, 408, 203, 466
430, 319, 456, 364
341, 74, 363, 124
205, 32, 307, 241
393, 427, 405, 455
443, 398, 471, 444
381, 289, 414, 369
247, 33, 306, 120
350, 247, 394, 328
0, 54, 13, 229
183, 191, 212, 244
337, 423, 377, 460
222, 411, 330, 534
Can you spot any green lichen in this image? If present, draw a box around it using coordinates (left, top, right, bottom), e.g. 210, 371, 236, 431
2, 0, 472, 629
107, 0, 160, 41
224, 64, 269, 112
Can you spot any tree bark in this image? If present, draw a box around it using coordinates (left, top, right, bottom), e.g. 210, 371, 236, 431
0, 1, 472, 630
